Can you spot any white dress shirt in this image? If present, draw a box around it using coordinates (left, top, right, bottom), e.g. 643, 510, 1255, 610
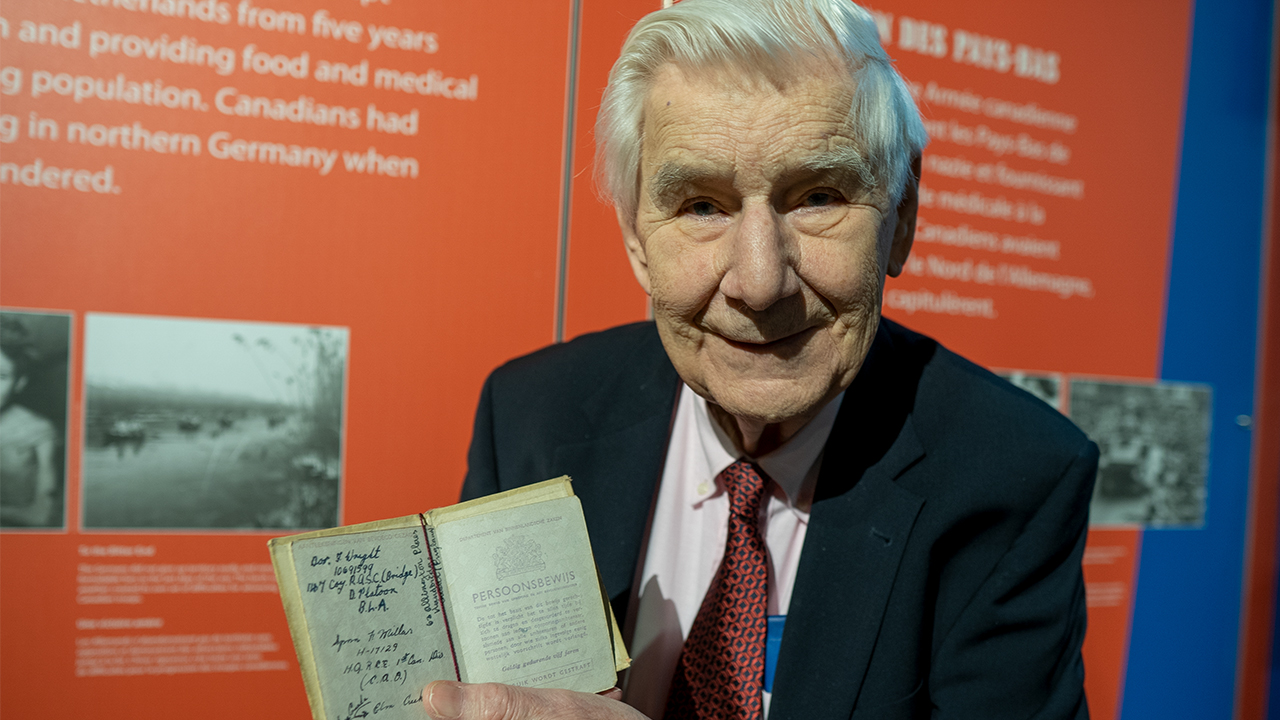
621, 384, 845, 718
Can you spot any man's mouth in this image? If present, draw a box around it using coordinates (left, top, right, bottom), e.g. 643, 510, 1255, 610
716, 325, 819, 352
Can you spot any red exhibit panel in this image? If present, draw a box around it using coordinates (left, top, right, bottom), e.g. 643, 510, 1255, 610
1080, 529, 1143, 720
870, 0, 1189, 378
560, 0, 655, 341
0, 0, 578, 716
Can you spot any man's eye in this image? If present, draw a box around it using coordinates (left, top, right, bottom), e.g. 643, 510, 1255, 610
685, 200, 719, 217
801, 190, 841, 207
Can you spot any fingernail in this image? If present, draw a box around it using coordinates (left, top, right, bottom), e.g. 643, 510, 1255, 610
426, 681, 463, 719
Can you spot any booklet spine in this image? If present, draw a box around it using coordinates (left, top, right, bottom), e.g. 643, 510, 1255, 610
421, 513, 463, 682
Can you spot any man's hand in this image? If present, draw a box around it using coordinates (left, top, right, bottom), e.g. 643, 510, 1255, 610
422, 681, 649, 720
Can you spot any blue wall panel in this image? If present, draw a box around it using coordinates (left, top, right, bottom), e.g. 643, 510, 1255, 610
1121, 0, 1274, 717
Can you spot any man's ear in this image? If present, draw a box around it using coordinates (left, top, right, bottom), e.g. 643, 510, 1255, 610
618, 206, 653, 295
886, 155, 921, 278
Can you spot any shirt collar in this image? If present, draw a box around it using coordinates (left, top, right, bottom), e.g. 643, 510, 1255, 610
686, 384, 845, 512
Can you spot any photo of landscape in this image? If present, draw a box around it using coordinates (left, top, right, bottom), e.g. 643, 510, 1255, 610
81, 314, 348, 530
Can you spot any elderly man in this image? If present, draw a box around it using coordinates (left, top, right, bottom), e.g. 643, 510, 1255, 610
427, 0, 1097, 718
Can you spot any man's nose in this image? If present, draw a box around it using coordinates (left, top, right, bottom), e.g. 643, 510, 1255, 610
719, 202, 801, 311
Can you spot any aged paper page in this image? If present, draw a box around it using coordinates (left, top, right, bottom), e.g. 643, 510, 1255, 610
290, 525, 455, 720
432, 495, 616, 692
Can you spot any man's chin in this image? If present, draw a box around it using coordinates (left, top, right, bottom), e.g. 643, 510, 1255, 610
661, 323, 847, 425
700, 375, 834, 428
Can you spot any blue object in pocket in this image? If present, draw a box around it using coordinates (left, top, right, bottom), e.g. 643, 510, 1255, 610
765, 615, 785, 693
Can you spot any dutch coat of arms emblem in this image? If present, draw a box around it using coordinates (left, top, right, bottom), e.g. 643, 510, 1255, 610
492, 534, 546, 580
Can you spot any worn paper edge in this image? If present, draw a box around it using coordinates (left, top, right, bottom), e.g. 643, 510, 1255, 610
601, 570, 632, 673
424, 476, 573, 526
268, 534, 325, 720
268, 514, 424, 720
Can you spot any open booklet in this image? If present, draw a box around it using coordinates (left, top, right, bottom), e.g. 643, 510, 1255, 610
268, 477, 630, 720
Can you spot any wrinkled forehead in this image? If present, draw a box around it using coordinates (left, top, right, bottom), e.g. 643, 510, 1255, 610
648, 56, 853, 106
641, 62, 858, 144
638, 63, 872, 191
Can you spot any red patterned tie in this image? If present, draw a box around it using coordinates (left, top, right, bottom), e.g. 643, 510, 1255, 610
664, 459, 770, 720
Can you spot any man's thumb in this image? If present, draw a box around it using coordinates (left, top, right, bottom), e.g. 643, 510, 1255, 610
424, 681, 541, 720
424, 681, 466, 719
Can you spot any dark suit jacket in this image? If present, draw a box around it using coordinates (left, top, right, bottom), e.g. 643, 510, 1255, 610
461, 319, 1097, 720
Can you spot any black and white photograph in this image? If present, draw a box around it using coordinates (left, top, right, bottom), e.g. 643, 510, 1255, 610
1069, 378, 1212, 528
0, 310, 72, 530
81, 313, 348, 530
996, 370, 1064, 411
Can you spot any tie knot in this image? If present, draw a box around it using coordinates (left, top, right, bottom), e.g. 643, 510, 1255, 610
718, 459, 769, 518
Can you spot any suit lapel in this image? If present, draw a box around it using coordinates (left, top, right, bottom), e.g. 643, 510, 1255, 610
555, 414, 673, 606
551, 330, 680, 614
769, 322, 928, 720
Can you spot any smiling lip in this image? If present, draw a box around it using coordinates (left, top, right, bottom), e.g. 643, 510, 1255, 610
717, 326, 817, 351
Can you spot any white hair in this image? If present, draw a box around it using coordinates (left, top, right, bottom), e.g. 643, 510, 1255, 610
596, 0, 927, 222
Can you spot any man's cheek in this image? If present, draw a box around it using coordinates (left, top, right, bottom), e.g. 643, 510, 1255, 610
651, 263, 718, 317
803, 248, 883, 308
